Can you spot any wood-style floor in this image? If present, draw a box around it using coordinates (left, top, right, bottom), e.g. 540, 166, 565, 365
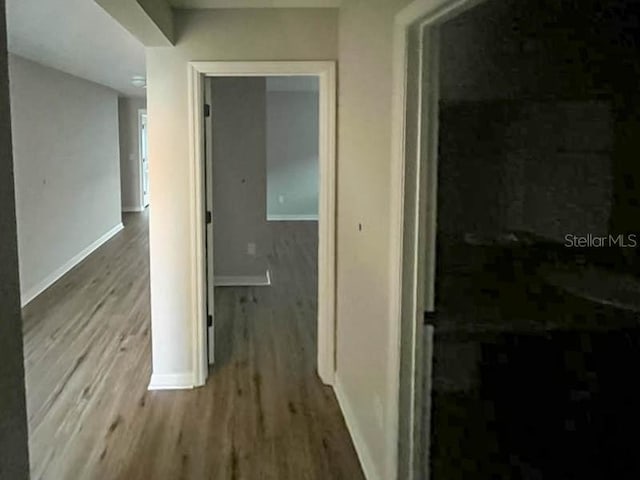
22, 212, 364, 480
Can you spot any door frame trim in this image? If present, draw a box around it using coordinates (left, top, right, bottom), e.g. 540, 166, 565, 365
187, 61, 337, 387
137, 108, 148, 209
389, 1, 488, 478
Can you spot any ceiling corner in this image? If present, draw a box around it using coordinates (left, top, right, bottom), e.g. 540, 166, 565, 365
95, 0, 175, 47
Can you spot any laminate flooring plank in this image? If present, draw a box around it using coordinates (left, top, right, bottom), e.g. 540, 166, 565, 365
23, 213, 364, 480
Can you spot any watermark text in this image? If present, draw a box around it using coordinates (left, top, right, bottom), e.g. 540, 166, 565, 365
564, 234, 637, 248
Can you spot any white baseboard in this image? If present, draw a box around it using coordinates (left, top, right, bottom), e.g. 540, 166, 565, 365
20, 223, 124, 307
122, 206, 144, 213
214, 269, 271, 287
267, 214, 319, 221
334, 374, 382, 480
148, 372, 195, 391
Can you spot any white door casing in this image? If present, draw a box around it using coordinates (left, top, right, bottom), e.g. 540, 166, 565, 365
204, 79, 215, 365
139, 110, 150, 208
187, 61, 337, 388
390, 1, 489, 479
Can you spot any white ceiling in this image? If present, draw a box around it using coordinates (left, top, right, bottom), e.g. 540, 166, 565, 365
6, 0, 147, 97
169, 0, 340, 8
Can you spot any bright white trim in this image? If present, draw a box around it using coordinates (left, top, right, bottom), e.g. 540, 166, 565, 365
389, 2, 488, 479
138, 109, 149, 209
122, 206, 145, 213
188, 61, 337, 389
204, 79, 216, 367
188, 61, 208, 388
387, 11, 411, 480
267, 214, 319, 221
189, 61, 336, 77
316, 61, 337, 386
148, 373, 195, 390
214, 270, 271, 287
334, 374, 381, 480
20, 223, 124, 306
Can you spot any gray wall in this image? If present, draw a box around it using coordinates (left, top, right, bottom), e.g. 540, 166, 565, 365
118, 96, 146, 210
9, 54, 122, 304
0, 1, 30, 477
266, 80, 319, 219
438, 101, 613, 243
211, 77, 270, 278
439, 0, 612, 103
437, 0, 615, 243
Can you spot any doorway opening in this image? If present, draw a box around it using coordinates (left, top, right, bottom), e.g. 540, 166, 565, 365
394, 0, 640, 478
202, 75, 321, 370
187, 62, 336, 388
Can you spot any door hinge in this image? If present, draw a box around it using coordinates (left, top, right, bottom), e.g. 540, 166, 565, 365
205, 211, 212, 224
204, 104, 211, 118
207, 314, 213, 327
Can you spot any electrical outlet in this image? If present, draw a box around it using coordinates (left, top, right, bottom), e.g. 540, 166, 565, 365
278, 194, 285, 204
247, 243, 256, 256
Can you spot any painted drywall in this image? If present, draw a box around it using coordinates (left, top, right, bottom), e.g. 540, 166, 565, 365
266, 79, 319, 219
438, 0, 640, 241
336, 1, 413, 479
211, 77, 270, 278
438, 101, 613, 243
437, 0, 628, 244
9, 54, 122, 305
8, 0, 147, 97
0, 3, 30, 477
145, 8, 337, 379
95, 0, 175, 47
119, 96, 147, 211
144, 5, 417, 477
438, 0, 630, 103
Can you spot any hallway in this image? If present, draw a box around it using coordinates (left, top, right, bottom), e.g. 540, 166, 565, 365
22, 212, 363, 480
